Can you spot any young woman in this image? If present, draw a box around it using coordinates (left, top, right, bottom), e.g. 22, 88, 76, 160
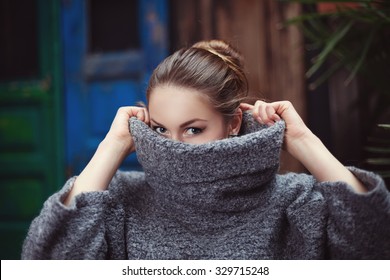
22, 40, 390, 259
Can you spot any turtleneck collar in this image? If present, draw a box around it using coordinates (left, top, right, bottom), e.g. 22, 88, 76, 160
129, 113, 285, 214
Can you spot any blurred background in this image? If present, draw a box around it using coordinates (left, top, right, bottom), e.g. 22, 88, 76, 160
0, 0, 389, 259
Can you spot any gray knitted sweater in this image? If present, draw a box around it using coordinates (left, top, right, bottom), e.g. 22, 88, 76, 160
22, 114, 390, 259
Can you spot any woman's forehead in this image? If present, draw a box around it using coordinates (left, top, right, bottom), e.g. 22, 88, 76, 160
148, 85, 219, 120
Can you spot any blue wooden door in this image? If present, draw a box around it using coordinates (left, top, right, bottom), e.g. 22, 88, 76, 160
0, 0, 64, 259
62, 0, 168, 174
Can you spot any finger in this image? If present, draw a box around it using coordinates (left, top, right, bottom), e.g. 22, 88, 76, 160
143, 108, 150, 125
265, 105, 281, 124
254, 100, 269, 125
251, 101, 262, 123
119, 106, 147, 123
239, 103, 254, 112
272, 113, 281, 122
271, 100, 305, 127
135, 107, 145, 122
265, 104, 276, 119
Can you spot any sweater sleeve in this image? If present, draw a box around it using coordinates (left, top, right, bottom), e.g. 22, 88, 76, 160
315, 167, 390, 259
21, 177, 112, 259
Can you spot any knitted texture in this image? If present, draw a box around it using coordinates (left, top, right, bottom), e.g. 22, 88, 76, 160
130, 113, 285, 213
22, 114, 390, 259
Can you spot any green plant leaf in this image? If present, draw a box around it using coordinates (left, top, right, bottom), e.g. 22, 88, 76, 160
308, 59, 345, 89
366, 158, 390, 165
344, 28, 376, 84
306, 20, 354, 78
378, 124, 390, 130
365, 147, 390, 153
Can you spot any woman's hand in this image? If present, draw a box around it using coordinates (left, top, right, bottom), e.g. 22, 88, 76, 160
105, 106, 149, 155
240, 101, 310, 153
240, 100, 366, 193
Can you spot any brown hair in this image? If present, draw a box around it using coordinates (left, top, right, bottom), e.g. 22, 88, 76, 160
146, 40, 248, 119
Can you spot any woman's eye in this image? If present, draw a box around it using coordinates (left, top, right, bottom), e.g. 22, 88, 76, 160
154, 126, 167, 134
186, 127, 203, 135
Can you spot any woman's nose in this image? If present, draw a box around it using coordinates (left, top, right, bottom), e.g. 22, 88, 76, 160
171, 133, 182, 142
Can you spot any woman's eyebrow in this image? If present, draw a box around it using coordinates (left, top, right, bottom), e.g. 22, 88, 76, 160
150, 119, 164, 127
150, 118, 207, 128
179, 119, 207, 128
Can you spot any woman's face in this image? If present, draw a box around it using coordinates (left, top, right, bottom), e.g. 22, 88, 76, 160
148, 85, 236, 144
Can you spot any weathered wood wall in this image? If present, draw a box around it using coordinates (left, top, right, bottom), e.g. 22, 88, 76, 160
169, 0, 306, 172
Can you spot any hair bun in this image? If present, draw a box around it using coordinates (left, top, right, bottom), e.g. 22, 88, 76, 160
192, 40, 244, 70
147, 39, 248, 118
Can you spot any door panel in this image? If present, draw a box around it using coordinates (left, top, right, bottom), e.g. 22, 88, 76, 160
0, 0, 64, 259
0, 106, 41, 153
63, 0, 168, 175
0, 103, 46, 221
0, 178, 44, 220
